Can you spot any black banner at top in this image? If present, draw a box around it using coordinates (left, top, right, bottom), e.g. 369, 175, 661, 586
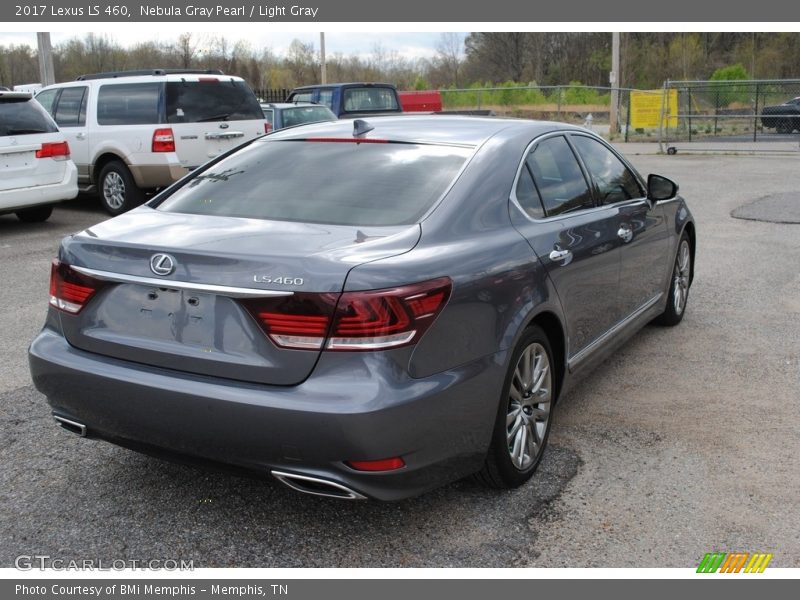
2, 0, 797, 22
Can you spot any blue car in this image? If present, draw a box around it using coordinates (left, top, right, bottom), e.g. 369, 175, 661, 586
30, 116, 695, 500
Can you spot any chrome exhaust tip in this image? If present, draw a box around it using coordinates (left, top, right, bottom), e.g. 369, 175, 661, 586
271, 470, 367, 500
53, 415, 87, 437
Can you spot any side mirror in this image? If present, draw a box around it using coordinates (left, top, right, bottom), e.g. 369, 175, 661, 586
647, 174, 679, 202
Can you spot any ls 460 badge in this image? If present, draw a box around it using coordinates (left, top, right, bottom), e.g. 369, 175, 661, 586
253, 276, 304, 286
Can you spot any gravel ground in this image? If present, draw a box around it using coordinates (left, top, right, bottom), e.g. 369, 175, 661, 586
1, 153, 798, 568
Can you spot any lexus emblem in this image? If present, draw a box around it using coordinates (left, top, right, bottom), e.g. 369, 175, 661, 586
219, 122, 229, 129
150, 253, 176, 276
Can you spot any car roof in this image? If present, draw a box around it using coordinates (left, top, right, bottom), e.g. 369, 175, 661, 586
0, 91, 33, 100
265, 114, 588, 147
262, 102, 328, 109
291, 82, 396, 91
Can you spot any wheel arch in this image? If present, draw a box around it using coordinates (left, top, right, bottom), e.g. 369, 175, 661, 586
524, 310, 566, 403
681, 220, 696, 285
92, 152, 129, 186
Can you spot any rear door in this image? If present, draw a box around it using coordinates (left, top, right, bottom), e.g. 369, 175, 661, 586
165, 78, 266, 168
569, 134, 669, 318
509, 134, 622, 358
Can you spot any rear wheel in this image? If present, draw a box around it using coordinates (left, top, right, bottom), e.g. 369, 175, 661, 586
776, 119, 792, 134
476, 326, 554, 489
99, 160, 144, 216
15, 205, 53, 223
654, 233, 691, 326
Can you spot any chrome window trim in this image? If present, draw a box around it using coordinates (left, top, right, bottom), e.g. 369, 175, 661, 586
509, 131, 599, 224
71, 266, 293, 298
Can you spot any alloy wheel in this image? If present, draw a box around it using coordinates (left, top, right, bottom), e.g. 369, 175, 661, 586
506, 342, 552, 471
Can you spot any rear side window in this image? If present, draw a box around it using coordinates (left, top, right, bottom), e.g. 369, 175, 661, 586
34, 89, 58, 115
0, 98, 58, 136
570, 135, 643, 204
343, 88, 399, 112
526, 136, 593, 217
155, 140, 471, 226
515, 166, 546, 219
289, 91, 313, 103
53, 86, 87, 127
97, 83, 161, 125
166, 80, 263, 123
318, 89, 334, 108
281, 106, 335, 128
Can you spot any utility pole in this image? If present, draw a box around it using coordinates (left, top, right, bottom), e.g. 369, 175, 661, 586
320, 32, 327, 84
36, 32, 55, 86
609, 32, 620, 136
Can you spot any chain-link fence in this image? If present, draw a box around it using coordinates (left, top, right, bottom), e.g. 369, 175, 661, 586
437, 85, 638, 140
663, 79, 800, 144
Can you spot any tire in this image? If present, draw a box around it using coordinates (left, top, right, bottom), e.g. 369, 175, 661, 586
654, 232, 692, 327
776, 120, 792, 134
15, 205, 53, 223
476, 325, 555, 489
98, 160, 144, 216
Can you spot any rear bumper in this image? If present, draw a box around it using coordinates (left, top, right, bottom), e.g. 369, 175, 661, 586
29, 327, 506, 500
0, 161, 78, 212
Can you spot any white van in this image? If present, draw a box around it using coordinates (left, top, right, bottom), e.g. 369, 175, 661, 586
36, 69, 268, 215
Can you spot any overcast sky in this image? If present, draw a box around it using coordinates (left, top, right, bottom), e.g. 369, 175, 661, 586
0, 31, 458, 61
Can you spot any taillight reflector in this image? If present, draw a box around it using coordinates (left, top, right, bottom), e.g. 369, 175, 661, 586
152, 128, 175, 152
36, 141, 70, 160
346, 457, 406, 472
49, 260, 104, 314
241, 277, 451, 352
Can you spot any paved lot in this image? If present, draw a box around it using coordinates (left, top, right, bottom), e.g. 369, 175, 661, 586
1, 153, 799, 568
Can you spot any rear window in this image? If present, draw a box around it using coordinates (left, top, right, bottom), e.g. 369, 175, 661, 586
98, 83, 161, 125
343, 88, 399, 112
0, 98, 58, 136
166, 80, 263, 123
281, 106, 335, 128
155, 140, 471, 226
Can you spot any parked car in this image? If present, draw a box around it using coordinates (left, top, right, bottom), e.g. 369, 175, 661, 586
760, 97, 800, 133
286, 82, 403, 118
260, 102, 337, 131
29, 116, 695, 500
1, 91, 78, 222
35, 69, 268, 215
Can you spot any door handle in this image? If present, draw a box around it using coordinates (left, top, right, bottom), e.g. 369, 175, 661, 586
549, 248, 572, 262
617, 226, 633, 243
75, 132, 86, 140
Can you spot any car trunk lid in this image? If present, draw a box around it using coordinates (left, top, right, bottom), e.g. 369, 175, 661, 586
57, 208, 420, 385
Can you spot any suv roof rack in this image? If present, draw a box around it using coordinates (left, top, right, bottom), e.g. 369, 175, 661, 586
76, 69, 225, 81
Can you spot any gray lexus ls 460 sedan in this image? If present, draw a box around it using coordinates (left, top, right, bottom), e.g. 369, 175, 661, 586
29, 116, 695, 500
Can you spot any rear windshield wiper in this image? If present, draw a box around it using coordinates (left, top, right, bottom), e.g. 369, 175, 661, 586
4, 128, 51, 134
195, 113, 231, 122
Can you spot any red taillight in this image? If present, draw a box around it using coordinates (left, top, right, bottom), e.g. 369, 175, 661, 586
265, 122, 273, 133
152, 128, 175, 152
346, 457, 406, 472
36, 141, 70, 160
49, 260, 104, 314
241, 277, 451, 352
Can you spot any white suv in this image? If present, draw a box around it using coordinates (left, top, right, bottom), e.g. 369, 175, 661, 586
0, 92, 78, 222
36, 69, 267, 215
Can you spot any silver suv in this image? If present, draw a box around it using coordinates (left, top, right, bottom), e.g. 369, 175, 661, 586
36, 69, 267, 215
